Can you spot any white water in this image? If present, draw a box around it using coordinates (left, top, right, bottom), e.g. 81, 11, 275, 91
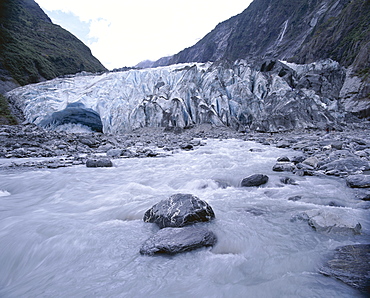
0, 139, 369, 297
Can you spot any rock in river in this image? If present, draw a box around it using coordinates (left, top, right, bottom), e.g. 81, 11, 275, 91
319, 157, 370, 175
86, 158, 113, 168
320, 244, 370, 293
346, 175, 370, 188
294, 209, 362, 235
140, 226, 217, 255
241, 174, 269, 187
143, 194, 215, 228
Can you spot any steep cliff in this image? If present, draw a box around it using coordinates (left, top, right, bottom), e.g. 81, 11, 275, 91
0, 0, 107, 95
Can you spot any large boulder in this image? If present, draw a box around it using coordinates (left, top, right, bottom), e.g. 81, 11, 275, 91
241, 174, 269, 187
346, 175, 370, 188
140, 226, 217, 255
295, 209, 362, 235
320, 244, 370, 293
143, 194, 215, 228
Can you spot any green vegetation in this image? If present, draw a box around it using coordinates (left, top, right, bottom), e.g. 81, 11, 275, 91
0, 94, 18, 125
309, 0, 370, 69
0, 0, 106, 87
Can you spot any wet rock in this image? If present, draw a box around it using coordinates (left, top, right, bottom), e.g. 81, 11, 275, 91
296, 209, 362, 235
143, 194, 215, 228
353, 189, 370, 201
140, 226, 217, 255
180, 143, 194, 150
273, 162, 295, 172
280, 177, 298, 185
241, 174, 269, 187
320, 244, 370, 293
346, 175, 370, 188
277, 156, 290, 162
86, 158, 113, 168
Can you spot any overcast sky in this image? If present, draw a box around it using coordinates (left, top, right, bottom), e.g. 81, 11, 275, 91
34, 0, 253, 70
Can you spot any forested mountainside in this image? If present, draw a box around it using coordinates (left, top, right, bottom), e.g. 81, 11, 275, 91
0, 0, 106, 95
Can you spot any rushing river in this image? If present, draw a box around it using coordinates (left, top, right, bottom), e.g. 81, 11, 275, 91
0, 139, 369, 297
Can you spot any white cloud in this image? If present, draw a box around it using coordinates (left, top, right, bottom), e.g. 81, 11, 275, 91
35, 0, 252, 69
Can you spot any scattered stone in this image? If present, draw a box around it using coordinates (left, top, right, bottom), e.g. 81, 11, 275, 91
143, 194, 215, 228
140, 226, 217, 256
241, 174, 269, 187
290, 155, 306, 164
273, 162, 295, 172
319, 157, 370, 175
302, 156, 319, 168
346, 175, 370, 188
280, 177, 298, 185
331, 141, 343, 150
320, 244, 370, 293
277, 156, 290, 162
79, 136, 99, 148
86, 158, 113, 168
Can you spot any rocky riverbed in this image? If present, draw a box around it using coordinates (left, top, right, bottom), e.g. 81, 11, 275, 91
1, 123, 370, 177
1, 122, 370, 294
1, 123, 370, 203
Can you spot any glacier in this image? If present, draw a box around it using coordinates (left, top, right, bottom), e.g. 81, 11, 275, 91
6, 59, 346, 134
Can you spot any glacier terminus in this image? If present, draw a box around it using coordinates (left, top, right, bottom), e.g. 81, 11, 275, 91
6, 59, 347, 134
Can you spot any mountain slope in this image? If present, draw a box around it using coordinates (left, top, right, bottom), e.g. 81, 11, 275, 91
148, 0, 369, 117
151, 0, 369, 69
0, 0, 107, 95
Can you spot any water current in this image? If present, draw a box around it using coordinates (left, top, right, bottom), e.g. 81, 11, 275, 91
0, 139, 369, 297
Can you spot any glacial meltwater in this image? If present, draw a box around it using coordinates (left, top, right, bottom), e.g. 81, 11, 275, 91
0, 139, 369, 297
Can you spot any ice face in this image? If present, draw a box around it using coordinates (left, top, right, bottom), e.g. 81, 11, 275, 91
6, 59, 345, 134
